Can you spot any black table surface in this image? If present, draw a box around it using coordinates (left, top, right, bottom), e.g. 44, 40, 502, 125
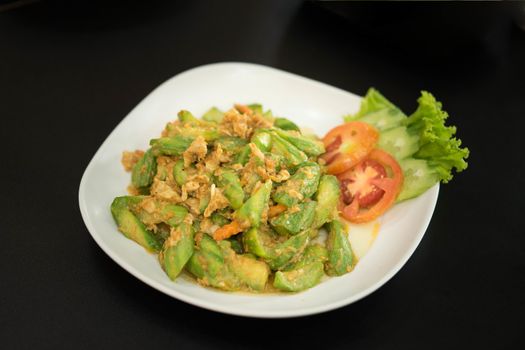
1, 1, 524, 349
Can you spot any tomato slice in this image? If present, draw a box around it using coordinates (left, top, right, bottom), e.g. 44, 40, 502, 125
321, 121, 379, 175
339, 159, 387, 208
337, 149, 403, 223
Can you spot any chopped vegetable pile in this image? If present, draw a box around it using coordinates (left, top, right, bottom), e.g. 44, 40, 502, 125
112, 104, 347, 293
111, 90, 468, 293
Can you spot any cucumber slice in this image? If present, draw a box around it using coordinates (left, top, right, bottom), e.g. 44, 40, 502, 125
377, 126, 419, 160
358, 108, 405, 131
397, 158, 440, 202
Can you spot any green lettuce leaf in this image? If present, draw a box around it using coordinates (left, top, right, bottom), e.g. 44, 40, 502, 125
344, 88, 397, 121
404, 91, 469, 183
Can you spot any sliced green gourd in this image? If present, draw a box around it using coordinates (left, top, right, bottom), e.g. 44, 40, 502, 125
284, 244, 328, 271
242, 226, 281, 259
172, 159, 187, 186
159, 223, 194, 280
251, 129, 273, 152
266, 230, 310, 271
325, 220, 354, 276
131, 149, 157, 188
274, 117, 300, 132
215, 170, 244, 210
272, 162, 321, 207
150, 136, 194, 156
270, 133, 308, 167
215, 136, 247, 153
270, 201, 317, 235
110, 196, 162, 252
202, 107, 224, 123
219, 241, 269, 292
312, 175, 340, 229
273, 129, 325, 156
236, 180, 272, 228
273, 261, 324, 292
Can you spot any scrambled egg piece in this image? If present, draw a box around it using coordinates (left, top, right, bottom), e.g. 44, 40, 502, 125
121, 150, 144, 172
219, 108, 272, 139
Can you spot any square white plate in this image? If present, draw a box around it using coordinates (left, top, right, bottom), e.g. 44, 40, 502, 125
78, 62, 438, 318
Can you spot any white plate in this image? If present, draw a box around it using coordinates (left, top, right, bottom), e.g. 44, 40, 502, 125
78, 62, 439, 318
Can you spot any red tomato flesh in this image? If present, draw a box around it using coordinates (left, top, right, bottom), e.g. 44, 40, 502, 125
321, 121, 379, 175
337, 149, 404, 223
339, 160, 387, 208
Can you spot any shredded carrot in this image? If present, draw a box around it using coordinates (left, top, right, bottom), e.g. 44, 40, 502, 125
213, 220, 243, 241
268, 204, 287, 218
234, 103, 253, 115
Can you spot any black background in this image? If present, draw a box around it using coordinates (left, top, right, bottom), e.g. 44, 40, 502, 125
1, 1, 524, 349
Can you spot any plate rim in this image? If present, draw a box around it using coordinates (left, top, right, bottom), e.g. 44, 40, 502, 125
78, 61, 439, 318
